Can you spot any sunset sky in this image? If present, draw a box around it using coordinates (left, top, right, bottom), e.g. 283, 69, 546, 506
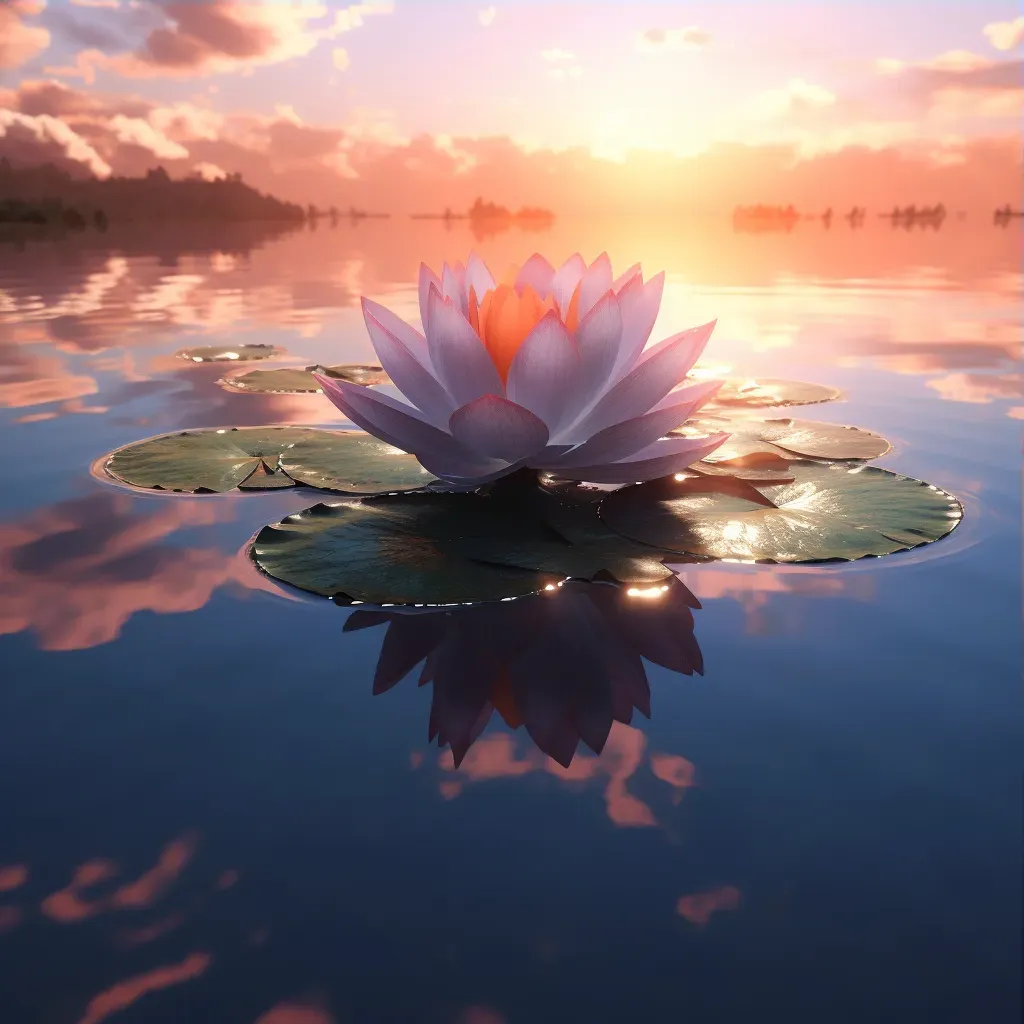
0, 1, 1022, 211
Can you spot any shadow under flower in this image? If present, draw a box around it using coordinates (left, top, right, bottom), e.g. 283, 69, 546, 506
344, 576, 703, 769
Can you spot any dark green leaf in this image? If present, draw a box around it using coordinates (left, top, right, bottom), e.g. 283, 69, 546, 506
599, 462, 962, 563
104, 427, 434, 495
252, 494, 562, 604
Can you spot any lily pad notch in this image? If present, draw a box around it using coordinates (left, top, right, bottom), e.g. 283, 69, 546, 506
101, 426, 436, 495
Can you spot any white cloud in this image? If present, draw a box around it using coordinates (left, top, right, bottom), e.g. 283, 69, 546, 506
983, 16, 1024, 51
109, 114, 190, 160
478, 5, 497, 27
549, 65, 583, 81
332, 47, 350, 71
541, 48, 576, 62
749, 78, 836, 118
636, 26, 712, 52
0, 108, 112, 177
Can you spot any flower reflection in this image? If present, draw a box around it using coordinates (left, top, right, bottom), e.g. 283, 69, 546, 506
344, 576, 702, 768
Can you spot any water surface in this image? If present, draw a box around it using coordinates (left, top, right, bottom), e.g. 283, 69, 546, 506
0, 217, 1020, 1024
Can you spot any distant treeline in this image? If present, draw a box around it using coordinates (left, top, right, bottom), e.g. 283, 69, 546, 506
0, 161, 305, 229
412, 196, 556, 223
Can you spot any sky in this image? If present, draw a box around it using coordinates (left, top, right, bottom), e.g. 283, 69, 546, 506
0, 0, 1021, 211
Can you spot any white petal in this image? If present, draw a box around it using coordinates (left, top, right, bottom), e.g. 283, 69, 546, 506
426, 286, 504, 405
415, 453, 520, 485
515, 253, 556, 297
612, 271, 664, 379
577, 251, 613, 322
418, 263, 441, 334
315, 376, 473, 466
551, 252, 586, 314
569, 320, 717, 437
550, 381, 723, 468
361, 298, 455, 426
506, 311, 579, 432
554, 290, 622, 439
449, 394, 550, 462
465, 252, 495, 301
441, 262, 468, 316
556, 434, 728, 484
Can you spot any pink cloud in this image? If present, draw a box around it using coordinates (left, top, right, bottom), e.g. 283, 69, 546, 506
1, 77, 1020, 215
54, 0, 394, 80
0, 0, 51, 70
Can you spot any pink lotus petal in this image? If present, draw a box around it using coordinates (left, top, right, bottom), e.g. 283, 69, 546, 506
361, 298, 455, 426
363, 295, 430, 364
612, 262, 642, 293
317, 375, 481, 467
557, 434, 728, 484
613, 271, 665, 379
645, 378, 721, 414
551, 252, 586, 314
418, 263, 442, 333
426, 285, 505, 405
572, 320, 717, 437
577, 251, 613, 322
551, 380, 723, 468
414, 452, 522, 485
556, 290, 622, 439
515, 253, 556, 297
465, 252, 495, 300
441, 262, 467, 316
506, 310, 580, 432
449, 394, 550, 462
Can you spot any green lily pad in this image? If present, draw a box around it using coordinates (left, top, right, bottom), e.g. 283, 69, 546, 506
177, 344, 283, 363
706, 378, 842, 409
252, 495, 563, 604
673, 416, 890, 469
219, 364, 391, 394
103, 427, 435, 495
279, 431, 435, 493
598, 463, 962, 564
474, 473, 677, 581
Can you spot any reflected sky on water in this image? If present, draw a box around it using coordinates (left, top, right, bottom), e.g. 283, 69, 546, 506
0, 217, 1020, 1023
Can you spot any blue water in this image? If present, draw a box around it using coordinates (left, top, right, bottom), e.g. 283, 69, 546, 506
0, 219, 1020, 1024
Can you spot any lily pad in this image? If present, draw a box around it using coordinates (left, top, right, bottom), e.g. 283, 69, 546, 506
673, 416, 890, 469
177, 344, 283, 363
252, 495, 563, 604
104, 427, 435, 494
598, 462, 962, 564
476, 473, 678, 581
706, 378, 842, 409
219, 364, 391, 394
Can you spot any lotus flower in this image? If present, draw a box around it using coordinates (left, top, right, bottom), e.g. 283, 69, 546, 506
316, 253, 728, 485
344, 577, 703, 768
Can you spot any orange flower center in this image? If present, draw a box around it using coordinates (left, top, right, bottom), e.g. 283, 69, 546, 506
467, 264, 584, 382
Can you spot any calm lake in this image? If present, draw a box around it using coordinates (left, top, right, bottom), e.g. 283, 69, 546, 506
0, 217, 1020, 1024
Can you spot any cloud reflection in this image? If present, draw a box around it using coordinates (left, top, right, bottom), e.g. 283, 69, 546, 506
0, 491, 285, 651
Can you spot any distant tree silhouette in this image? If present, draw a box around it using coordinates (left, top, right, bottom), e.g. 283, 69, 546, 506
0, 162, 305, 228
